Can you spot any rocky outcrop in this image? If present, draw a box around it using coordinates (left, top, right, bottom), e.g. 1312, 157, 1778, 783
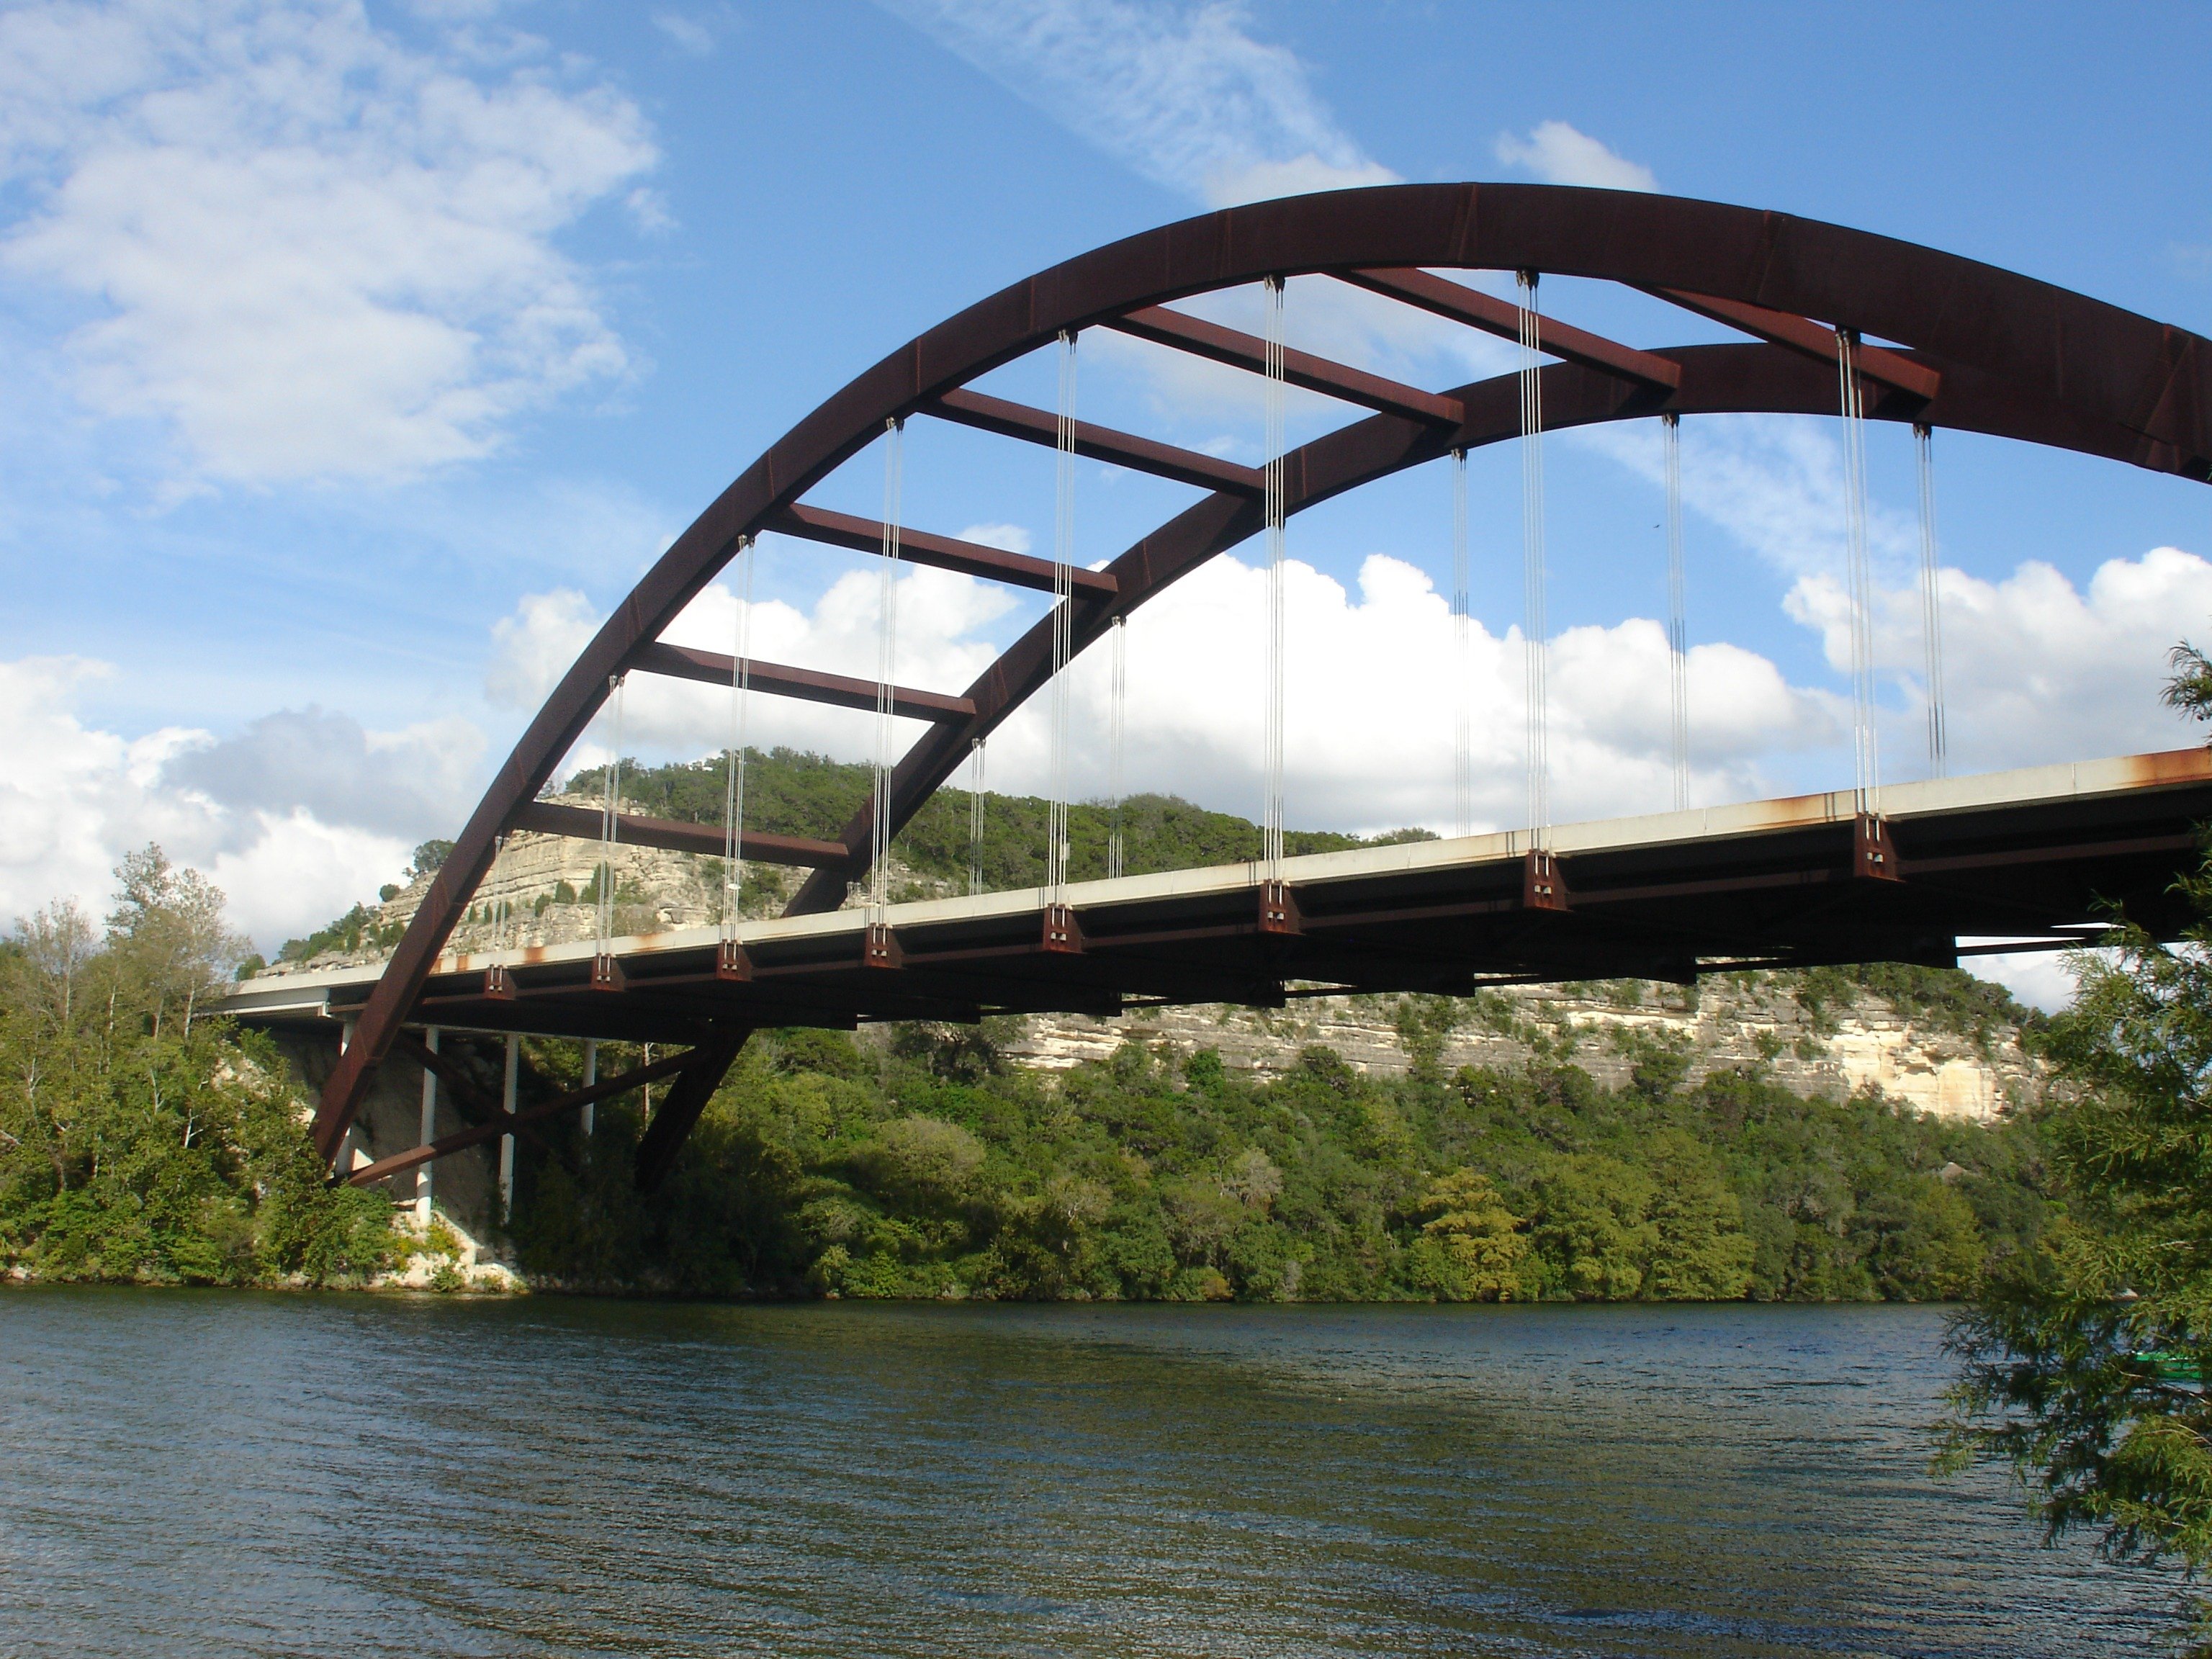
987, 975, 2038, 1123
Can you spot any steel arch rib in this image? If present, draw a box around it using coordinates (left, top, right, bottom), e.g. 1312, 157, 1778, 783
315, 183, 2212, 1159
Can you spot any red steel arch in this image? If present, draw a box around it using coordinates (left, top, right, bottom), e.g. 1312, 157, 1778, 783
314, 182, 2212, 1160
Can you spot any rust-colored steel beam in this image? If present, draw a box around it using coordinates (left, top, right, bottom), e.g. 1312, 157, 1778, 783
633, 1025, 752, 1192
318, 183, 2212, 1164
1341, 267, 1681, 390
345, 1046, 699, 1187
1105, 305, 1465, 426
631, 639, 974, 723
927, 387, 1267, 495
766, 503, 1116, 597
511, 801, 848, 868
1648, 289, 1941, 401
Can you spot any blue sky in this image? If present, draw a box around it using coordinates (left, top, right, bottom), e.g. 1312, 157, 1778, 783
1, 0, 2209, 1010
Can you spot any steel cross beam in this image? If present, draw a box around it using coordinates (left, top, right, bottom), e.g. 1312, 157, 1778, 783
315, 183, 2212, 1164
511, 801, 847, 868
630, 639, 975, 722
927, 387, 1267, 495
344, 1044, 700, 1186
1646, 289, 1942, 401
1339, 267, 1681, 389
1105, 305, 1467, 426
766, 503, 1118, 596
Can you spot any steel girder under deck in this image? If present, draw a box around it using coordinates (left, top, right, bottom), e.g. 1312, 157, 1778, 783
237, 749, 2212, 1190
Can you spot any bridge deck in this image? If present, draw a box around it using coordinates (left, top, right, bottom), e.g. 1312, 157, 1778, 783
221, 749, 2212, 1044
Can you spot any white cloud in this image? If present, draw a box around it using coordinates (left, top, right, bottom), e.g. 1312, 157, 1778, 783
1964, 946, 2083, 1014
486, 561, 1020, 775
1493, 120, 1658, 192
652, 12, 718, 55
1787, 546, 2212, 775
162, 706, 485, 842
0, 0, 658, 484
880, 0, 1397, 207
956, 521, 1034, 555
493, 547, 1832, 835
0, 655, 430, 950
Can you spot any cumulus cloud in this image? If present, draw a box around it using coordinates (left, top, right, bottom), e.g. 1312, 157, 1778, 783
0, 0, 658, 484
492, 546, 1833, 836
486, 557, 1019, 775
1493, 120, 1658, 192
879, 0, 1397, 207
1787, 545, 2212, 775
163, 706, 485, 843
0, 655, 447, 949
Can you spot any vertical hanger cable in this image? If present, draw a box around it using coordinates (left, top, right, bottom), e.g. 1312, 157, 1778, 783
1837, 331, 1879, 809
1664, 413, 1689, 811
1048, 331, 1076, 904
1915, 423, 1948, 777
1451, 448, 1471, 839
1262, 276, 1287, 878
871, 418, 902, 925
1517, 271, 1550, 842
596, 675, 625, 952
721, 536, 754, 940
1108, 613, 1127, 880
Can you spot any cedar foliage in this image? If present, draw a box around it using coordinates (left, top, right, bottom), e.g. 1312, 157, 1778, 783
1939, 642, 2212, 1645
0, 848, 395, 1286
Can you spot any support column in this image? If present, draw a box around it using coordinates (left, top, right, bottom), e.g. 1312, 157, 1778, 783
415, 1027, 439, 1227
499, 1033, 518, 1220
337, 1017, 359, 1175
582, 1038, 598, 1136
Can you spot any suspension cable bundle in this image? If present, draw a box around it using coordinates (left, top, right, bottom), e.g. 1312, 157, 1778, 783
1047, 332, 1076, 904
596, 673, 626, 953
1835, 331, 1879, 809
721, 536, 755, 946
871, 419, 903, 927
1108, 613, 1127, 879
1516, 271, 1550, 842
968, 737, 986, 896
1262, 276, 1287, 879
1451, 448, 1472, 839
1915, 423, 1948, 777
1663, 413, 1689, 811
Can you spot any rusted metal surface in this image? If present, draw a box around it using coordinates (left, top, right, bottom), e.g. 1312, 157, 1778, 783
929, 387, 1266, 495
768, 503, 1118, 595
631, 1027, 752, 1191
1650, 289, 1941, 402
1342, 266, 1681, 388
345, 1045, 698, 1187
512, 801, 848, 868
631, 640, 974, 722
1106, 304, 1467, 426
314, 184, 2212, 1163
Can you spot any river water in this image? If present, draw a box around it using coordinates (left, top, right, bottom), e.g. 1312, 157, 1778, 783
0, 1292, 2165, 1656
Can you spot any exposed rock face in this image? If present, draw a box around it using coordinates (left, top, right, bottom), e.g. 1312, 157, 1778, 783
989, 976, 2038, 1123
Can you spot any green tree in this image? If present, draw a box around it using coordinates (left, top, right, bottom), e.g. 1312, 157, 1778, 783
1531, 1154, 1655, 1299
1406, 1168, 1529, 1300
1941, 644, 2212, 1643
0, 848, 392, 1286
1642, 1130, 1755, 1300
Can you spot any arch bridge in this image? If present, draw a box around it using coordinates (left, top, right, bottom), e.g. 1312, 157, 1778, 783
223, 184, 2212, 1193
